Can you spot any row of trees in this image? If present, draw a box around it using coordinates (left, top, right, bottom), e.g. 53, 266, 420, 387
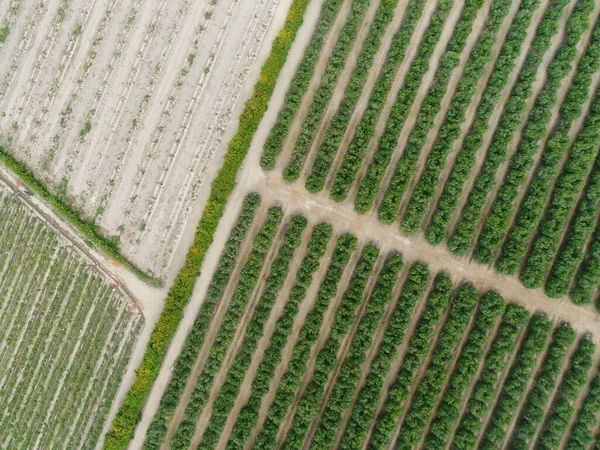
260, 0, 345, 170
389, 285, 479, 449
564, 372, 600, 449
303, 0, 403, 193
197, 215, 309, 449
309, 254, 404, 449
479, 315, 553, 448
452, 304, 530, 449
536, 337, 595, 449
338, 266, 444, 450
511, 324, 576, 448
474, 0, 596, 265
280, 245, 380, 449
424, 291, 506, 450
425, 0, 544, 245
400, 0, 514, 234
252, 233, 358, 449
495, 14, 600, 276
378, 0, 495, 224
571, 223, 600, 304
169, 206, 284, 450
282, 0, 373, 181
142, 194, 261, 450
325, 0, 426, 200
547, 154, 600, 299
447, 0, 571, 256
520, 83, 600, 289
350, 0, 454, 211
225, 223, 333, 450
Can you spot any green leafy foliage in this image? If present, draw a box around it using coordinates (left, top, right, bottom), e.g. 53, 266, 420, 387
400, 0, 513, 233
142, 195, 261, 450
452, 304, 530, 449
564, 373, 600, 450
495, 16, 600, 276
571, 223, 600, 305
339, 268, 447, 450
282, 0, 373, 180
252, 233, 358, 449
424, 291, 506, 450
447, 0, 571, 256
475, 0, 596, 264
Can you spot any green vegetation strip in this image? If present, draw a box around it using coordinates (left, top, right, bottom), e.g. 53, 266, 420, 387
536, 337, 595, 449
352, 0, 453, 211
283, 0, 373, 180
564, 371, 600, 449
305, 0, 402, 192
448, 0, 571, 256
478, 314, 552, 448
170, 207, 283, 450
280, 245, 379, 450
496, 15, 600, 277
378, 0, 490, 223
327, 0, 427, 200
401, 0, 515, 233
571, 222, 600, 305
385, 285, 479, 450
511, 325, 576, 448
197, 215, 308, 450
452, 304, 530, 449
340, 266, 445, 450
309, 254, 403, 449
252, 233, 358, 450
142, 195, 261, 450
424, 292, 505, 450
475, 0, 596, 264
225, 223, 333, 450
0, 147, 157, 284
425, 0, 544, 245
103, 0, 312, 443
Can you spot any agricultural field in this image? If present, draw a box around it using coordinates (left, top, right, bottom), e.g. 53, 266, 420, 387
0, 181, 142, 449
108, 0, 600, 447
0, 0, 285, 277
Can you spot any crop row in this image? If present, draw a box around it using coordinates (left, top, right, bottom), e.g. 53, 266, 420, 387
452, 304, 530, 448
309, 254, 403, 449
425, 0, 545, 245
571, 223, 600, 304
511, 324, 577, 448
225, 223, 333, 450
105, 0, 312, 442
326, 0, 426, 199
304, 0, 402, 192
143, 195, 261, 450
520, 82, 600, 289
424, 291, 506, 450
169, 206, 284, 450
478, 314, 552, 448
547, 153, 600, 299
448, 0, 572, 256
495, 14, 600, 276
197, 215, 308, 449
339, 267, 445, 450
378, 0, 496, 223
389, 285, 479, 450
474, 0, 596, 265
280, 245, 380, 449
536, 337, 595, 449
400, 0, 514, 233
282, 0, 373, 180
349, 0, 454, 209
564, 371, 600, 449
260, 0, 345, 170
252, 233, 358, 449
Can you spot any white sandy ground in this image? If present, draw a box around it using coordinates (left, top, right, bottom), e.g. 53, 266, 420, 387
0, 0, 281, 278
